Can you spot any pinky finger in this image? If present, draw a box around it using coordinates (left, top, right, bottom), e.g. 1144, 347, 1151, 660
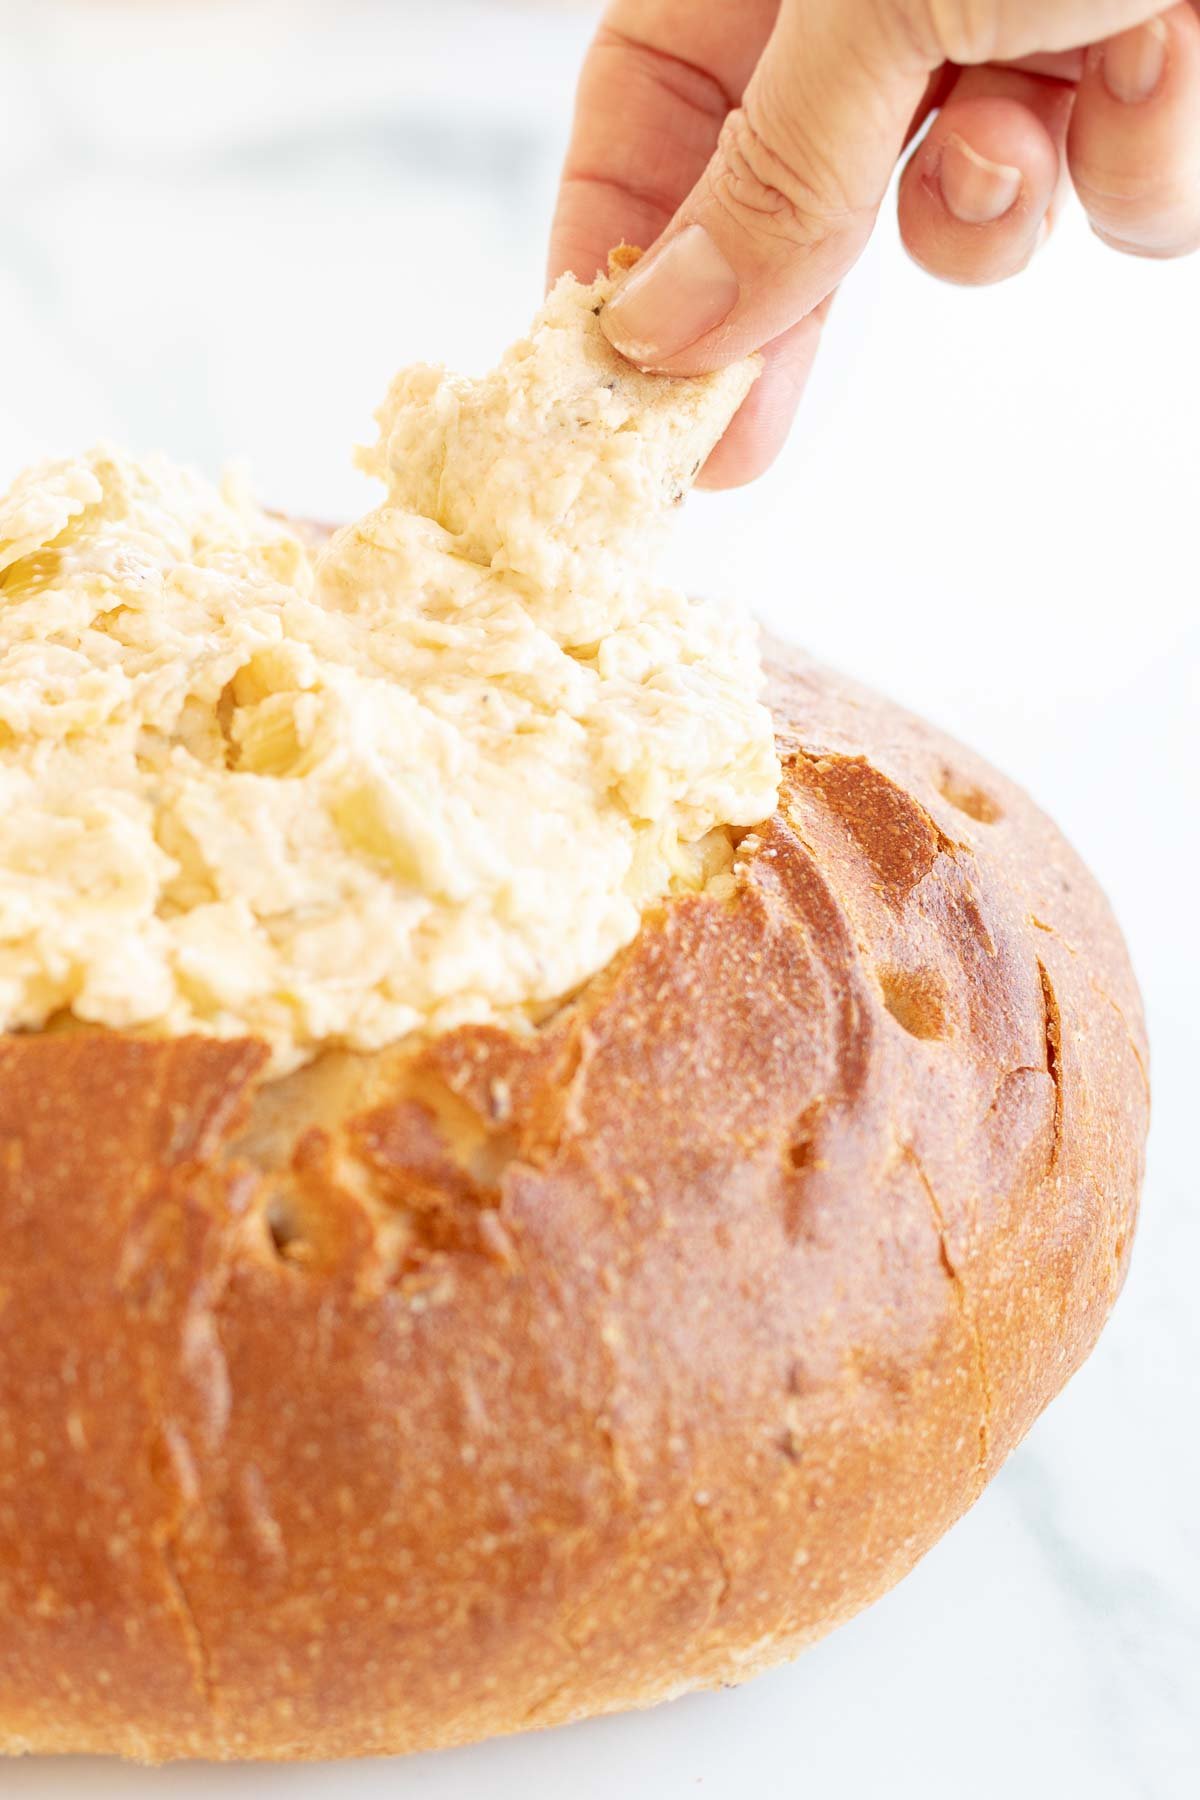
897, 76, 1072, 286
1068, 3, 1200, 257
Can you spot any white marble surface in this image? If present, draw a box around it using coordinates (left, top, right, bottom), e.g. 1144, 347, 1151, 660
0, 2, 1197, 1793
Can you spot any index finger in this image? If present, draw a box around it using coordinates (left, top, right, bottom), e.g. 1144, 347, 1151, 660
547, 1, 778, 287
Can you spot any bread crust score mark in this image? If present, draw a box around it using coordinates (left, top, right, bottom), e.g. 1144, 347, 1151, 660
0, 641, 1147, 1762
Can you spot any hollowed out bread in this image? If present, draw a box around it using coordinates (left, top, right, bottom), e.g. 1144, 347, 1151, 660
0, 641, 1148, 1762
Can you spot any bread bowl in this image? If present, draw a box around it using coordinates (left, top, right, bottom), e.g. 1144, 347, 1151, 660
0, 265, 1148, 1762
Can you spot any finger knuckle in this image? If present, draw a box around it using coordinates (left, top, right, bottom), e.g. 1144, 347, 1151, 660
594, 25, 733, 127
895, 0, 1003, 65
706, 104, 867, 248
1076, 156, 1200, 239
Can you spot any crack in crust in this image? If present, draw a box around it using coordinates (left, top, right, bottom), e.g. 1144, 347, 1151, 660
1036, 961, 1064, 1170
690, 1498, 734, 1632
143, 1255, 242, 1742
904, 1144, 993, 1484
1031, 916, 1150, 1103
155, 1524, 217, 1726
141, 1397, 218, 1733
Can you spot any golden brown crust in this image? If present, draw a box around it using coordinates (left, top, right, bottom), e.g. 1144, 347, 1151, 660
0, 644, 1148, 1761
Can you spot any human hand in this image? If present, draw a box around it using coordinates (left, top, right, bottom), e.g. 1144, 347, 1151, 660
549, 2, 1200, 485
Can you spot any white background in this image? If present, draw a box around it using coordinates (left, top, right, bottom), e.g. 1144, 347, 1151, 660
0, 1, 1196, 1794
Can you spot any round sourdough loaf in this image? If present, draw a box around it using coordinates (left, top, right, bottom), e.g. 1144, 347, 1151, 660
0, 640, 1148, 1762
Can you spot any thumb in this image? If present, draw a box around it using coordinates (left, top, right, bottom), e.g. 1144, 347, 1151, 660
600, 0, 928, 373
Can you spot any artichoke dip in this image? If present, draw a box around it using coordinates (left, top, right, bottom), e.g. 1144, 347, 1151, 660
0, 265, 780, 1069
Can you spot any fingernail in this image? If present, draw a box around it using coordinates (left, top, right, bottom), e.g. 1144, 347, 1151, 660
600, 224, 739, 365
938, 134, 1023, 225
1102, 17, 1168, 103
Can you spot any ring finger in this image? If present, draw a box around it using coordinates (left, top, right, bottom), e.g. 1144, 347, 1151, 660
897, 67, 1075, 285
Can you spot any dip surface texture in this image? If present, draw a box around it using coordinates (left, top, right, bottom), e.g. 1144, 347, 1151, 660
0, 272, 778, 1067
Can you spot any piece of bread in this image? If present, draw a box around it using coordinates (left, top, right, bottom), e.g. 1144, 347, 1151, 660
0, 640, 1147, 1763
